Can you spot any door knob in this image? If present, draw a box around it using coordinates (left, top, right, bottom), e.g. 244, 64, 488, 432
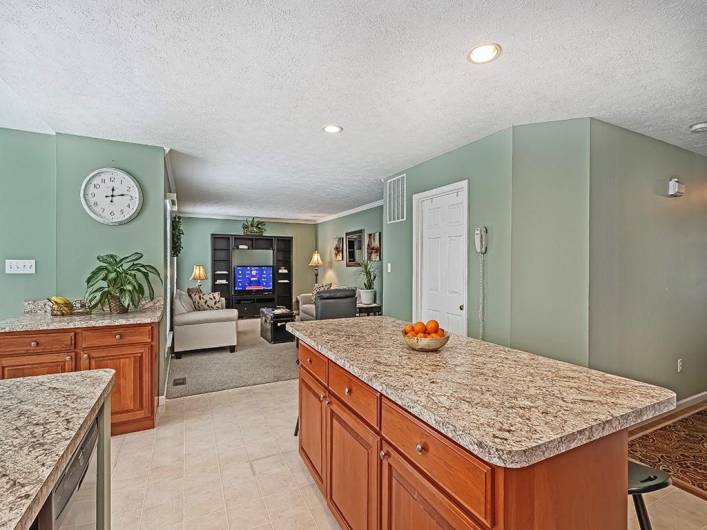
459, 304, 464, 311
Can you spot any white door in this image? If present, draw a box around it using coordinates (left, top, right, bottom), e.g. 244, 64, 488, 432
413, 181, 468, 335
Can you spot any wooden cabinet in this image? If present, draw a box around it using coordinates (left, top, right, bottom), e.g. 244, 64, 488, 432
299, 367, 328, 493
0, 322, 158, 435
0, 352, 75, 379
80, 343, 153, 434
381, 442, 483, 530
326, 395, 380, 530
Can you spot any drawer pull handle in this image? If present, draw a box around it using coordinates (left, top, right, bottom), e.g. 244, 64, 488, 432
307, 357, 312, 364
415, 442, 426, 455
30, 341, 38, 348
324, 399, 331, 406
379, 450, 389, 460
115, 334, 122, 340
344, 386, 351, 395
65, 356, 72, 361
319, 393, 326, 402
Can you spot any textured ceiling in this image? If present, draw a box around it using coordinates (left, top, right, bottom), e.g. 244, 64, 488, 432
1, 1, 706, 221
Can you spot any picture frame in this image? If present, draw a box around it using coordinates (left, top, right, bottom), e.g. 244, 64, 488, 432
367, 232, 381, 261
333, 237, 343, 261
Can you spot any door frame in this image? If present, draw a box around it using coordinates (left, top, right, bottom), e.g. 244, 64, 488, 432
412, 179, 468, 331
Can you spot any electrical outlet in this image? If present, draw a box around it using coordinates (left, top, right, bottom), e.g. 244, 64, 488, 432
387, 263, 392, 273
5, 259, 36, 274
677, 358, 683, 373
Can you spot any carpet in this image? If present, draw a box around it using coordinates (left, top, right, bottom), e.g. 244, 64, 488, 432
166, 318, 298, 398
629, 408, 707, 500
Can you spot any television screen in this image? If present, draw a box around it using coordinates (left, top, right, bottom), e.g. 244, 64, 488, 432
234, 266, 273, 291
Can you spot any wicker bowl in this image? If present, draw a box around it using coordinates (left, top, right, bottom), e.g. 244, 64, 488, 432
401, 330, 450, 352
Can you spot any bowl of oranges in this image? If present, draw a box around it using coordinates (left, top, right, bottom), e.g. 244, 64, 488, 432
401, 320, 449, 352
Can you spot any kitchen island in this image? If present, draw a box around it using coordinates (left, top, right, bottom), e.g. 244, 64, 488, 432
0, 369, 114, 530
0, 303, 161, 434
287, 317, 675, 530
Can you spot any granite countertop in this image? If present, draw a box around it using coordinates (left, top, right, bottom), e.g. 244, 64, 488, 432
0, 370, 114, 530
0, 305, 163, 333
287, 317, 676, 468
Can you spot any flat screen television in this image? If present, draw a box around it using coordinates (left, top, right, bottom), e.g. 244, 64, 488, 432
234, 265, 273, 292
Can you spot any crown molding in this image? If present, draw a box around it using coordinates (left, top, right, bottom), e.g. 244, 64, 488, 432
316, 199, 384, 224
178, 211, 319, 224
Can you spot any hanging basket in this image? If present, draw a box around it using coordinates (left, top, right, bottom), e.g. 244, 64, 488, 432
108, 294, 129, 314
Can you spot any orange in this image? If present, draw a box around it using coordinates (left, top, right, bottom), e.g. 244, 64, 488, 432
426, 320, 440, 333
438, 328, 445, 336
404, 324, 414, 334
417, 332, 426, 338
413, 322, 426, 334
406, 331, 417, 337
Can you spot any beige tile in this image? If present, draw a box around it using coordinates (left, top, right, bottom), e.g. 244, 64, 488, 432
660, 488, 707, 520
140, 498, 183, 530
269, 509, 317, 530
256, 468, 294, 497
262, 487, 308, 518
184, 506, 229, 530
299, 484, 326, 512
144, 478, 184, 509
150, 462, 185, 482
251, 454, 287, 475
183, 487, 226, 520
222, 476, 262, 504
309, 502, 340, 530
226, 497, 270, 529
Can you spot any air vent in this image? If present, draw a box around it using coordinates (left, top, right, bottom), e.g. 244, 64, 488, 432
386, 174, 406, 224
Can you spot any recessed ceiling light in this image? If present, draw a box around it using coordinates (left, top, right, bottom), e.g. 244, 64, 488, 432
323, 124, 343, 134
467, 43, 502, 64
688, 121, 707, 133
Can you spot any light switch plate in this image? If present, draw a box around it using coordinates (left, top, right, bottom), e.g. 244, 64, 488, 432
5, 259, 36, 274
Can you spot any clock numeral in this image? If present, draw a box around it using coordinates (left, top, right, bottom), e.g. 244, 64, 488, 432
110, 211, 115, 216
93, 183, 100, 189
127, 204, 132, 209
93, 201, 98, 207
90, 192, 95, 198
109, 176, 115, 182
101, 178, 106, 183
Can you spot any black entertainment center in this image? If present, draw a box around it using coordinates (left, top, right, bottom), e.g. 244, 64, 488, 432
210, 233, 293, 318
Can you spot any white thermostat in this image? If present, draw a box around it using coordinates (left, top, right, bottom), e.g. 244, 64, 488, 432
668, 177, 685, 197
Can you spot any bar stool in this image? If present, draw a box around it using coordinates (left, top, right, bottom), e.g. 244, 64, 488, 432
628, 461, 671, 530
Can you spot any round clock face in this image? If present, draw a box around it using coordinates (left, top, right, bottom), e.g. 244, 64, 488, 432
80, 168, 143, 225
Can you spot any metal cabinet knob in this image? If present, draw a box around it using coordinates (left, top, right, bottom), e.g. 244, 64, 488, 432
65, 356, 72, 361
344, 386, 351, 395
115, 334, 122, 340
379, 450, 389, 460
30, 341, 38, 348
415, 442, 426, 455
459, 304, 464, 311
324, 399, 331, 406
83, 354, 89, 359
307, 357, 312, 364
319, 393, 326, 402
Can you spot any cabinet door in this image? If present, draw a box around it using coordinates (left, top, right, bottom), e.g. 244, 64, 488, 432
381, 442, 483, 530
299, 367, 327, 492
326, 395, 380, 530
80, 344, 152, 427
0, 352, 74, 379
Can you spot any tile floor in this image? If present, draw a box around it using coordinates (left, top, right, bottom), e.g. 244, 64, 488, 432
111, 379, 707, 530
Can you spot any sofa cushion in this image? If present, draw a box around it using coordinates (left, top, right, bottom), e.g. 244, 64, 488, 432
192, 291, 222, 311
175, 289, 195, 314
301, 304, 315, 318
174, 308, 239, 326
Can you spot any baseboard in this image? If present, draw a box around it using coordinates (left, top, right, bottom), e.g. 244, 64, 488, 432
158, 395, 166, 407
629, 391, 707, 440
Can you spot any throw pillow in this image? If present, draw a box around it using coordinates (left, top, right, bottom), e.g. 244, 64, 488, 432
187, 286, 203, 302
312, 283, 332, 296
192, 291, 222, 311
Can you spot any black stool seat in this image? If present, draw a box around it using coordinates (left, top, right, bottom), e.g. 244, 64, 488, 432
628, 461, 671, 530
629, 461, 671, 494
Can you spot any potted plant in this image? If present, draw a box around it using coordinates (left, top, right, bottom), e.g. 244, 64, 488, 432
359, 260, 377, 305
242, 217, 266, 235
85, 252, 162, 313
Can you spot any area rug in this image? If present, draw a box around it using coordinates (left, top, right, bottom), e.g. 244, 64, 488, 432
629, 408, 707, 500
166, 318, 298, 398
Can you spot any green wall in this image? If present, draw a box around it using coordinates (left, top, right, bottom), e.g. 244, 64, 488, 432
177, 216, 316, 303
588, 119, 707, 399
510, 120, 590, 365
316, 206, 384, 300
54, 133, 165, 298
382, 129, 513, 345
0, 128, 57, 319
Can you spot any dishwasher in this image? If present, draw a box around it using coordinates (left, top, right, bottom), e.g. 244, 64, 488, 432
33, 420, 99, 530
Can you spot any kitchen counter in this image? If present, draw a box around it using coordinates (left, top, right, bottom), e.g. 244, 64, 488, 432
287, 316, 675, 468
0, 305, 162, 333
0, 369, 114, 530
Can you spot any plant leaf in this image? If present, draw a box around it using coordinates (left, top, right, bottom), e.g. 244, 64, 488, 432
118, 252, 143, 265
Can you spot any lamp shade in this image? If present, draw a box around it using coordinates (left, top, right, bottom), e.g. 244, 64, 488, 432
308, 251, 323, 267
190, 264, 208, 281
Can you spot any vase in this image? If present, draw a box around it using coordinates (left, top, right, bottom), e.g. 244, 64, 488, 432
360, 289, 375, 305
108, 295, 129, 314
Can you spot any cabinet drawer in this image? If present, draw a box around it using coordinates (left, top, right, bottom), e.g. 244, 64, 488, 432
81, 325, 152, 348
298, 342, 327, 385
381, 399, 494, 527
328, 362, 380, 428
0, 331, 74, 355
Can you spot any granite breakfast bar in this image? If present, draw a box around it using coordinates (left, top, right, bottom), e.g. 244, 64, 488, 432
287, 316, 676, 530
0, 369, 114, 530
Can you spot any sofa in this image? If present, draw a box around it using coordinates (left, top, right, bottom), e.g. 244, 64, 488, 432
173, 289, 238, 357
297, 288, 357, 321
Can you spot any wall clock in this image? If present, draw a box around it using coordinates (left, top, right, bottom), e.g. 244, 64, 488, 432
80, 168, 143, 225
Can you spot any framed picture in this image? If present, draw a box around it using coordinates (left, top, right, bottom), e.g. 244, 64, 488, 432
333, 237, 343, 261
367, 232, 381, 261
345, 229, 364, 267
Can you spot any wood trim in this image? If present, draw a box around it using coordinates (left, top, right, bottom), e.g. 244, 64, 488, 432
629, 399, 707, 440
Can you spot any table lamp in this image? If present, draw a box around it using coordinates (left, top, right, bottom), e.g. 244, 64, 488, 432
190, 264, 208, 287
308, 251, 323, 284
